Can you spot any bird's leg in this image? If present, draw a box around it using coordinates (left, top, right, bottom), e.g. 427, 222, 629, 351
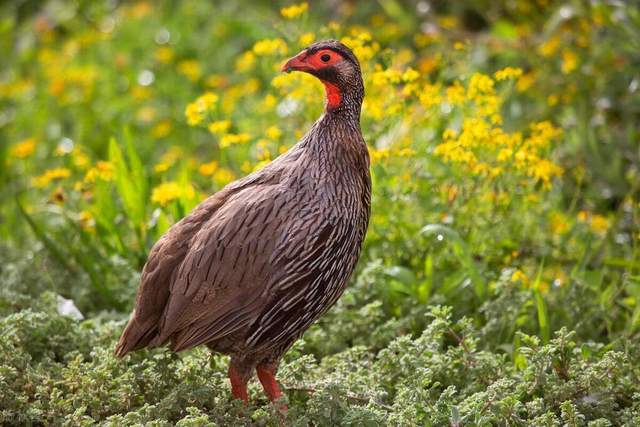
256, 362, 287, 411
228, 362, 249, 404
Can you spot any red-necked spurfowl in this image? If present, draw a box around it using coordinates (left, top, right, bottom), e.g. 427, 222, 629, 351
115, 39, 371, 407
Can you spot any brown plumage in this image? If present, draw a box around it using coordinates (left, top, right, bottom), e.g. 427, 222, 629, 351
115, 40, 371, 406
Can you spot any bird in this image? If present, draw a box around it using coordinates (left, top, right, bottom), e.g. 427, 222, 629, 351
115, 39, 371, 407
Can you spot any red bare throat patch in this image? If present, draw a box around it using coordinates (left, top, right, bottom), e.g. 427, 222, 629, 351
322, 81, 342, 109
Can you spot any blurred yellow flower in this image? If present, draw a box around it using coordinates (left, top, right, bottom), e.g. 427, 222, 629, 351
516, 72, 537, 92
152, 120, 173, 139
372, 68, 402, 86
84, 161, 114, 183
445, 81, 465, 105
235, 52, 256, 73
151, 182, 182, 206
177, 59, 202, 82
136, 106, 156, 123
78, 210, 95, 232
494, 67, 523, 81
280, 2, 308, 19
299, 32, 315, 47
198, 161, 218, 176
538, 35, 560, 57
154, 162, 170, 173
468, 73, 495, 99
368, 147, 390, 163
154, 46, 174, 64
511, 269, 529, 285
438, 15, 458, 29
527, 159, 563, 187
266, 126, 282, 140
590, 215, 610, 235
205, 74, 226, 88
185, 92, 218, 126
33, 167, 71, 188
11, 138, 36, 158
220, 133, 251, 148
561, 49, 579, 74
401, 67, 419, 83
418, 83, 442, 108
214, 168, 235, 187
549, 211, 569, 235
253, 38, 288, 56
208, 120, 231, 135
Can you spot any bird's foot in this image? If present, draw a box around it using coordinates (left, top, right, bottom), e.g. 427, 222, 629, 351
256, 363, 288, 413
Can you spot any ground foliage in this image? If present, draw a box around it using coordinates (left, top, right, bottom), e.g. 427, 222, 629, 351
1, 0, 639, 425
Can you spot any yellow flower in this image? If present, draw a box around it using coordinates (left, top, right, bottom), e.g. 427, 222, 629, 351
235, 51, 256, 73
577, 210, 589, 222
33, 167, 71, 188
185, 92, 218, 126
538, 35, 560, 57
443, 129, 458, 140
590, 215, 610, 235
198, 161, 218, 176
208, 120, 231, 135
516, 72, 537, 92
252, 38, 288, 56
151, 182, 181, 206
213, 168, 235, 187
78, 210, 95, 232
299, 32, 315, 47
280, 2, 308, 19
136, 106, 156, 123
468, 73, 495, 99
266, 126, 282, 140
527, 159, 563, 187
549, 211, 569, 235
205, 74, 226, 88
177, 59, 201, 81
220, 133, 251, 148
511, 269, 529, 285
401, 67, 419, 83
84, 161, 114, 183
494, 67, 523, 81
438, 15, 458, 29
372, 68, 402, 86
152, 120, 173, 139
368, 147, 390, 163
561, 49, 579, 74
154, 46, 174, 64
445, 81, 465, 105
418, 83, 442, 108
11, 138, 36, 158
154, 162, 170, 173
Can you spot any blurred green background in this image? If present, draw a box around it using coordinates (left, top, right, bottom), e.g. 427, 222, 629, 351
1, 0, 639, 425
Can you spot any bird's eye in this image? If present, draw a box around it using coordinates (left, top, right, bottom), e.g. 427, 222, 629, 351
320, 54, 331, 63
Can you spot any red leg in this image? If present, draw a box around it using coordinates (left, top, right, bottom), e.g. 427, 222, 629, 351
256, 363, 287, 411
228, 364, 249, 404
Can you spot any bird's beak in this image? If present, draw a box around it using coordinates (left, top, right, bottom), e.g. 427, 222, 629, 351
281, 50, 311, 73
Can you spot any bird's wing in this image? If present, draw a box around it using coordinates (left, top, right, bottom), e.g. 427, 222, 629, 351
151, 180, 295, 351
115, 166, 283, 357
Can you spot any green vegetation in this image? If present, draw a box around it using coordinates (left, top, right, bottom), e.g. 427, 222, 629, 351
1, 0, 639, 425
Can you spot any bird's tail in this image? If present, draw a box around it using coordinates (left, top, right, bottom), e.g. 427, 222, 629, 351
114, 314, 158, 357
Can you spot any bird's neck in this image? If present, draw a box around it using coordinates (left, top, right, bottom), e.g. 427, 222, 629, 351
320, 80, 363, 121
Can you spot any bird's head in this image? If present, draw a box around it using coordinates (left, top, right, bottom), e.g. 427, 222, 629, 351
282, 39, 364, 114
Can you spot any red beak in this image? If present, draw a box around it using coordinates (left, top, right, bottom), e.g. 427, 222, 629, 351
281, 50, 311, 73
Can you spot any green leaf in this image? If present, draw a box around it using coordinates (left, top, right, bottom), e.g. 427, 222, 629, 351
533, 260, 550, 343
420, 224, 485, 298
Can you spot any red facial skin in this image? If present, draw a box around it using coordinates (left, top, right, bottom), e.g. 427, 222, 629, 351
281, 49, 344, 109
